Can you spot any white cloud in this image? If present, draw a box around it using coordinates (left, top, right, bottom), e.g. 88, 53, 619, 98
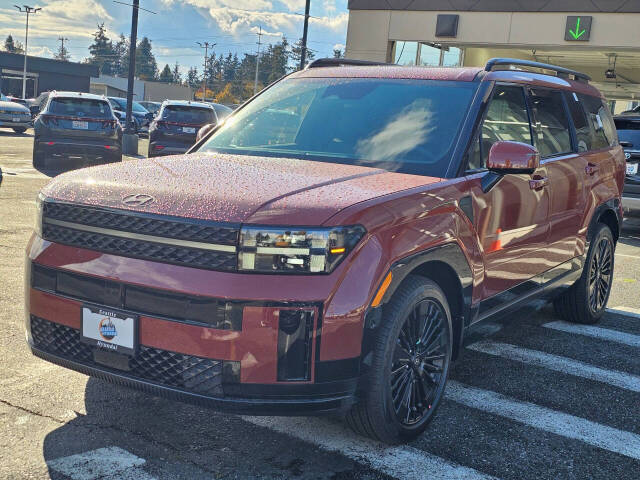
333, 43, 345, 51
0, 0, 114, 41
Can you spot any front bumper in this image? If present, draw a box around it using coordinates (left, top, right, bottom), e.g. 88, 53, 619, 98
29, 343, 355, 415
0, 120, 31, 128
25, 230, 382, 414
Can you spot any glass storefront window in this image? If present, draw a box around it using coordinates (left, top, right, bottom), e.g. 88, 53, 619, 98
393, 42, 463, 68
394, 41, 419, 66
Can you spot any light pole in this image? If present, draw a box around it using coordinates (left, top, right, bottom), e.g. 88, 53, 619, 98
196, 41, 215, 101
299, 0, 310, 70
253, 27, 262, 95
14, 5, 41, 99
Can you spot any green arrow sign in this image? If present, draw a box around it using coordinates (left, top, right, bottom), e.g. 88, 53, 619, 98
565, 16, 592, 42
569, 17, 586, 39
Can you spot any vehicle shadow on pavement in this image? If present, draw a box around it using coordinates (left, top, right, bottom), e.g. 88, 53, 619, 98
41, 378, 384, 479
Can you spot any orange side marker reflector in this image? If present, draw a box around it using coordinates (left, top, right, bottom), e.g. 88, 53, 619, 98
488, 228, 502, 252
372, 272, 393, 308
329, 247, 346, 254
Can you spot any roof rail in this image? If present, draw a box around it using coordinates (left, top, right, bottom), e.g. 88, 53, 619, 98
307, 58, 389, 69
485, 58, 591, 82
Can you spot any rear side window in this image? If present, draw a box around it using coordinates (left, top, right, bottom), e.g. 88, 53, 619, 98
579, 94, 617, 149
529, 89, 572, 158
564, 92, 592, 152
473, 85, 532, 169
161, 106, 216, 125
49, 98, 112, 118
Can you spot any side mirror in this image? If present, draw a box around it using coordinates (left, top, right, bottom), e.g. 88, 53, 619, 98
487, 141, 539, 174
196, 123, 216, 143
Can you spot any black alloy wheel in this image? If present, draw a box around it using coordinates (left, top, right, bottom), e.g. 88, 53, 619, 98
345, 276, 452, 444
588, 236, 613, 313
391, 299, 449, 426
553, 223, 615, 325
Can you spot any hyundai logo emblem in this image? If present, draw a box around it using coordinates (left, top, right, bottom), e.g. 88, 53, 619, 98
122, 194, 155, 207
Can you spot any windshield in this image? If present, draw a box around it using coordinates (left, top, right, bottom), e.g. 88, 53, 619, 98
49, 98, 112, 118
198, 78, 476, 176
161, 105, 216, 125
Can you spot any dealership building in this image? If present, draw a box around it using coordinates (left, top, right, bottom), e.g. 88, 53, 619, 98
346, 1, 640, 110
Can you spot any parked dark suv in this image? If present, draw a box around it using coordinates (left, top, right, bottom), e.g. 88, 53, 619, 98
148, 100, 217, 157
26, 59, 624, 444
614, 115, 640, 216
33, 91, 122, 167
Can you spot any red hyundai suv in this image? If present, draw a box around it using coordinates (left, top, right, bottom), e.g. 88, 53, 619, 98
26, 58, 625, 444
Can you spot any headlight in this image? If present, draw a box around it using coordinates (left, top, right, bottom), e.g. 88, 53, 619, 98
34, 193, 44, 237
239, 225, 366, 274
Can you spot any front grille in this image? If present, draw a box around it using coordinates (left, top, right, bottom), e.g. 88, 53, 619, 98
30, 316, 225, 397
43, 202, 239, 244
42, 223, 238, 271
42, 201, 239, 272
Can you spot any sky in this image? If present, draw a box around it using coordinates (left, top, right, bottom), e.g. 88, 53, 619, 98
0, 0, 349, 74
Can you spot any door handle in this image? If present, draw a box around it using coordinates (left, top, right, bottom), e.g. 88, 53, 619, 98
529, 176, 548, 190
585, 163, 599, 176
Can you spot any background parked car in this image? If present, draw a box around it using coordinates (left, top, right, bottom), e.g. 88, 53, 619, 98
107, 97, 153, 135
208, 102, 233, 122
33, 91, 122, 167
139, 101, 161, 117
615, 115, 640, 216
0, 92, 33, 133
148, 100, 217, 157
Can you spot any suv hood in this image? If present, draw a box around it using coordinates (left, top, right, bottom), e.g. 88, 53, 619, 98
41, 153, 442, 225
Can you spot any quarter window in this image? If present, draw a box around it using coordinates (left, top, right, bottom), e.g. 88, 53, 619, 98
564, 92, 591, 152
579, 94, 617, 149
529, 89, 572, 158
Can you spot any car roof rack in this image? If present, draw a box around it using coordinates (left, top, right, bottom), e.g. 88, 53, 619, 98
307, 58, 390, 69
485, 58, 591, 82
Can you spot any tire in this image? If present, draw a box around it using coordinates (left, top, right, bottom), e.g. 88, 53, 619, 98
33, 142, 45, 168
553, 223, 614, 324
345, 275, 453, 444
13, 127, 27, 134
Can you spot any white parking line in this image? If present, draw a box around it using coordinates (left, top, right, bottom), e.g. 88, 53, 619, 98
244, 416, 500, 480
542, 321, 640, 348
47, 446, 157, 480
467, 340, 640, 392
607, 307, 640, 319
615, 253, 640, 259
446, 381, 640, 461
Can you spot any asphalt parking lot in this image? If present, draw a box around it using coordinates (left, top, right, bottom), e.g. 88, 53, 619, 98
1, 130, 640, 480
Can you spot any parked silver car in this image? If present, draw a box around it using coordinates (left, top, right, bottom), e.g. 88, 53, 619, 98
0, 92, 32, 133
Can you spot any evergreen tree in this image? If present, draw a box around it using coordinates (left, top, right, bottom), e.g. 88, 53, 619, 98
54, 42, 70, 62
186, 67, 200, 89
290, 38, 315, 70
88, 23, 116, 75
158, 64, 173, 83
172, 62, 181, 84
135, 37, 158, 80
333, 49, 343, 59
265, 37, 289, 83
4, 35, 24, 54
113, 34, 129, 77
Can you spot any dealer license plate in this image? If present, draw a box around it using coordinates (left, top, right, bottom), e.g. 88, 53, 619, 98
72, 120, 89, 130
81, 306, 137, 355
183, 126, 195, 133
627, 163, 638, 176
